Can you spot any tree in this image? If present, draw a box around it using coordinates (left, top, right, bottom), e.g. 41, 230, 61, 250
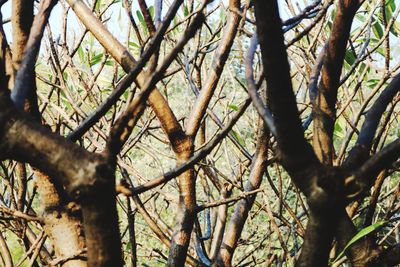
0, 0, 398, 266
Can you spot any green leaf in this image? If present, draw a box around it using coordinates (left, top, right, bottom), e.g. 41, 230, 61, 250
136, 10, 148, 33
376, 47, 386, 57
125, 241, 131, 251
369, 37, 380, 44
326, 20, 332, 30
231, 130, 246, 147
358, 63, 367, 74
387, 0, 396, 13
136, 10, 145, 24
331, 221, 387, 264
228, 104, 238, 111
77, 46, 85, 62
385, 1, 393, 21
366, 79, 379, 88
123, 89, 130, 101
334, 121, 344, 139
129, 41, 140, 49
345, 50, 356, 66
355, 13, 365, 23
90, 53, 103, 66
183, 4, 189, 17
95, 0, 102, 12
372, 20, 384, 39
390, 21, 400, 37
88, 34, 94, 48
148, 5, 154, 18
59, 89, 66, 99
64, 100, 72, 111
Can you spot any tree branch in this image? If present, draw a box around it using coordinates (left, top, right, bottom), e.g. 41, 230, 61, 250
216, 126, 269, 266
345, 139, 400, 200
185, 0, 241, 138
245, 35, 276, 136
67, 0, 185, 141
107, 14, 205, 155
312, 0, 361, 164
0, 91, 123, 266
117, 97, 251, 195
254, 0, 319, 179
10, 0, 57, 110
345, 72, 400, 168
68, 1, 186, 141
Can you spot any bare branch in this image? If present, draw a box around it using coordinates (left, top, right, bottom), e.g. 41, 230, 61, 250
245, 35, 276, 136
216, 126, 269, 266
345, 139, 400, 200
67, 0, 186, 141
254, 0, 318, 178
10, 0, 57, 110
117, 97, 251, 195
312, 0, 361, 164
345, 72, 400, 168
186, 0, 241, 138
107, 13, 205, 155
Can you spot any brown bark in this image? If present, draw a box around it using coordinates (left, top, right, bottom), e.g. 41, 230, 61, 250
313, 0, 361, 165
186, 0, 241, 138
0, 232, 12, 267
0, 9, 14, 89
335, 210, 380, 267
167, 137, 196, 266
252, 1, 400, 266
63, 2, 203, 264
36, 171, 87, 267
10, 3, 88, 266
11, 0, 33, 66
11, 0, 40, 117
215, 128, 268, 266
253, 1, 341, 266
0, 0, 395, 266
0, 91, 123, 266
209, 185, 231, 261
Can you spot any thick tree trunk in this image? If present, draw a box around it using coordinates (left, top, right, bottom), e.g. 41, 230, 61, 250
11, 3, 88, 265
167, 139, 197, 266
36, 171, 87, 267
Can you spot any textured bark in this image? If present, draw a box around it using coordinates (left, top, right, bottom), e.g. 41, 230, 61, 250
0, 232, 12, 267
11, 0, 34, 66
167, 138, 197, 266
80, 180, 122, 267
36, 171, 87, 267
0, 0, 396, 266
10, 3, 88, 265
63, 2, 201, 264
0, 91, 123, 266
296, 210, 337, 267
215, 129, 268, 266
209, 186, 230, 261
335, 210, 381, 267
253, 1, 343, 266
253, 1, 400, 266
313, 0, 361, 165
0, 12, 14, 89
186, 0, 241, 138
25, 227, 52, 264
11, 0, 40, 117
